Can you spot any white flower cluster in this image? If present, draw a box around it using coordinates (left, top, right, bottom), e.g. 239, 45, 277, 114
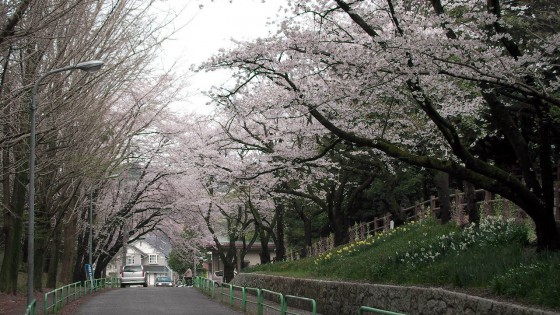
398, 216, 528, 268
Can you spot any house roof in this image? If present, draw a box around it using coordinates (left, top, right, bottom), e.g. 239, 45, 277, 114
128, 244, 147, 256
143, 232, 172, 257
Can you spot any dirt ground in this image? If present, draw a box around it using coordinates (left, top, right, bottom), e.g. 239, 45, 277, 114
0, 291, 29, 315
0, 289, 107, 315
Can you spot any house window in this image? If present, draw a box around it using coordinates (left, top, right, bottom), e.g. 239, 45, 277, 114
149, 254, 158, 264
126, 255, 135, 265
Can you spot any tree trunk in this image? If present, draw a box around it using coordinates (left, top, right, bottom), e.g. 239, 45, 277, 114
220, 239, 238, 283
33, 244, 46, 291
434, 171, 451, 223
0, 211, 23, 294
94, 234, 124, 279
274, 201, 285, 262
222, 257, 236, 283
33, 204, 50, 290
94, 246, 121, 279
72, 231, 88, 283
532, 205, 560, 251
293, 199, 313, 258
46, 228, 60, 288
382, 194, 404, 225
258, 230, 271, 265
330, 180, 350, 246
303, 217, 312, 258
464, 181, 479, 224
330, 199, 350, 246
0, 163, 26, 294
60, 210, 77, 284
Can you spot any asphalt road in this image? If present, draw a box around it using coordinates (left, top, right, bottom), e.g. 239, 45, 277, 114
75, 287, 241, 315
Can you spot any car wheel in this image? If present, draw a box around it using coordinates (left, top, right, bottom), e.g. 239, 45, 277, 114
120, 283, 126, 288
143, 283, 148, 287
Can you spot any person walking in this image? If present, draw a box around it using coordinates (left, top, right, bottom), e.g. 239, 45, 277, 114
184, 268, 193, 287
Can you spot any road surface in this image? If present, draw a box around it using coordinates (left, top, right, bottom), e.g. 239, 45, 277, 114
75, 287, 241, 315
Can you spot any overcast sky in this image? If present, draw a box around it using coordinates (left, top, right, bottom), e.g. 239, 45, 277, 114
158, 0, 286, 114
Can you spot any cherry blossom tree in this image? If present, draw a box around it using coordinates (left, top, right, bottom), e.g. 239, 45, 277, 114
202, 0, 560, 250
0, 0, 187, 292
168, 114, 289, 278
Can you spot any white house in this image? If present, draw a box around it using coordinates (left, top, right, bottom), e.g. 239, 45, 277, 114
105, 233, 174, 286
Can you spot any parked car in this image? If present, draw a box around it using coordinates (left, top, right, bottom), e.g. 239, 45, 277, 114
211, 270, 224, 286
120, 265, 147, 288
154, 276, 173, 287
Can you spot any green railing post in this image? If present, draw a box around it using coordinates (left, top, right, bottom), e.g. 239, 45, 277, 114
24, 299, 36, 315
242, 287, 247, 312
59, 287, 63, 310
261, 289, 285, 315
77, 282, 80, 299
258, 289, 264, 315
43, 292, 48, 315
54, 289, 58, 313
280, 293, 285, 315
243, 287, 261, 314
229, 283, 234, 306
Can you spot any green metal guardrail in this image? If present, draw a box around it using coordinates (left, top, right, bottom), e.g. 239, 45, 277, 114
194, 276, 405, 315
228, 284, 245, 309
204, 278, 217, 298
44, 281, 83, 314
39, 277, 120, 315
221, 283, 258, 312
261, 288, 285, 314
218, 283, 228, 303
194, 277, 316, 315
359, 306, 407, 315
244, 286, 262, 314
24, 299, 36, 315
284, 294, 317, 315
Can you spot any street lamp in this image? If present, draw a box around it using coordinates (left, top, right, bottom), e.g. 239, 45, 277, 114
27, 60, 104, 305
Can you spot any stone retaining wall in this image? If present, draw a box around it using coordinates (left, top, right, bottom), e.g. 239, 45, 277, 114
231, 273, 559, 315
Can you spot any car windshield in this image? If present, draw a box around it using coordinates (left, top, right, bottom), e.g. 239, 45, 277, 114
123, 265, 141, 272
157, 277, 171, 282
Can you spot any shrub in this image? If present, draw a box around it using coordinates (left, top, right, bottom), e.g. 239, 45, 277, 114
491, 252, 560, 308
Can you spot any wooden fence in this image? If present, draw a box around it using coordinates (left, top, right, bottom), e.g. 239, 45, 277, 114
285, 188, 542, 261
401, 189, 527, 225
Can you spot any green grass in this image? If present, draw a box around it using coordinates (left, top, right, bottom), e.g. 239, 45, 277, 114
247, 217, 560, 310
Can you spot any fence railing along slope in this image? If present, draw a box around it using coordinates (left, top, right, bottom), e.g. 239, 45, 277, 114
286, 189, 535, 261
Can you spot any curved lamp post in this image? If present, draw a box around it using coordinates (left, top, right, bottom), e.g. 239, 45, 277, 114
28, 60, 104, 305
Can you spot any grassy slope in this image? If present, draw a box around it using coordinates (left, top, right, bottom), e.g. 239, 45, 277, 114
247, 218, 560, 311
